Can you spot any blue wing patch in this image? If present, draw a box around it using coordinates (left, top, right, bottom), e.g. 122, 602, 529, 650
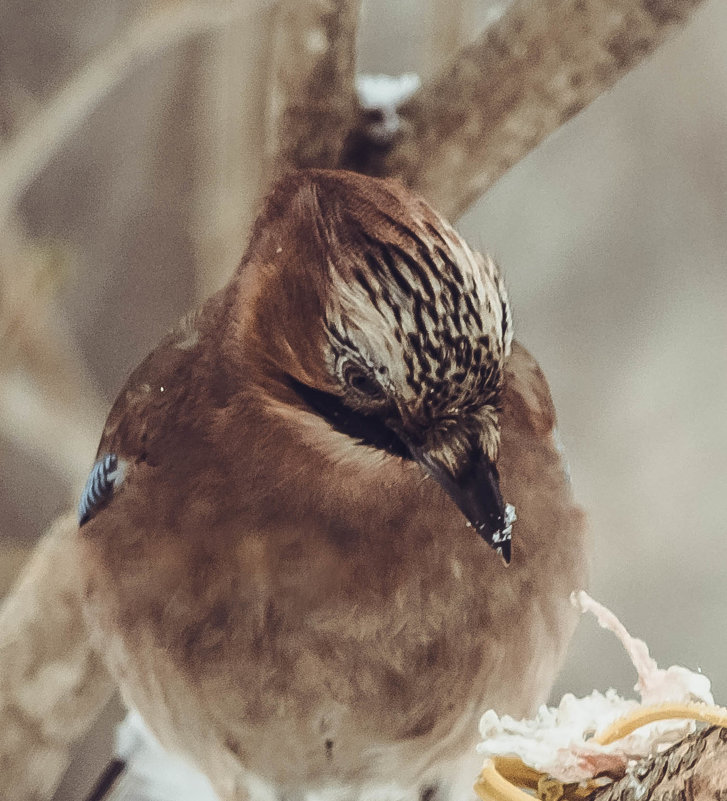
79, 453, 123, 526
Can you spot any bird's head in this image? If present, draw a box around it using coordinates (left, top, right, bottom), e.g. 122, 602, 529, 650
236, 170, 514, 560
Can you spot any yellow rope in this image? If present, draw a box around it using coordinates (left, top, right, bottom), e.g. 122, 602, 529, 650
594, 702, 727, 745
474, 702, 727, 801
491, 757, 543, 789
475, 760, 537, 801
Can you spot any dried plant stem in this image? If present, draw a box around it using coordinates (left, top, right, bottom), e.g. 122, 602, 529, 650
344, 0, 707, 219
0, 1, 249, 225
190, 8, 265, 299
0, 220, 106, 488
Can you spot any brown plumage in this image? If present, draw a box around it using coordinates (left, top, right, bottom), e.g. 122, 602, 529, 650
77, 169, 587, 801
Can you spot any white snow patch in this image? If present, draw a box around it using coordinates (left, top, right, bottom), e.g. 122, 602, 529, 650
356, 73, 421, 145
113, 711, 220, 801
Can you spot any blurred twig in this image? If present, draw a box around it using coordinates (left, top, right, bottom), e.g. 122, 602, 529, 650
0, 1, 251, 226
0, 219, 105, 489
190, 4, 265, 298
0, 543, 31, 599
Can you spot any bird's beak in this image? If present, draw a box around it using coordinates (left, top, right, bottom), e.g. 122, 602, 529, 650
407, 442, 514, 564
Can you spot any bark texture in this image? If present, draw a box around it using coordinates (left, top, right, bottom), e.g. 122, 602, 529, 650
342, 0, 707, 219
0, 514, 114, 801
264, 0, 361, 181
591, 726, 727, 801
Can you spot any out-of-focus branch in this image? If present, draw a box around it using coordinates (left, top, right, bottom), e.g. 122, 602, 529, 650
0, 223, 107, 801
190, 7, 266, 299
426, 0, 475, 77
0, 219, 105, 489
0, 513, 114, 801
0, 368, 102, 491
264, 0, 362, 182
0, 1, 250, 226
343, 0, 706, 219
0, 544, 31, 598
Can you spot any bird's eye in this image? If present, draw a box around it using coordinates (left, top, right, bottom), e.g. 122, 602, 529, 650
342, 363, 385, 400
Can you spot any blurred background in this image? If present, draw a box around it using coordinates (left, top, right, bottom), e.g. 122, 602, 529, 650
1, 0, 726, 798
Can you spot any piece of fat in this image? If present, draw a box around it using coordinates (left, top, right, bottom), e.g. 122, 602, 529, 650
477, 591, 714, 783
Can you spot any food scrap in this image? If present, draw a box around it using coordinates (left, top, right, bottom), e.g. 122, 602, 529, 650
475, 591, 727, 801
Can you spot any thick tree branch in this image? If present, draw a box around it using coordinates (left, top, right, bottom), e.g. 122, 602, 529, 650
264, 0, 361, 181
591, 726, 727, 801
343, 0, 707, 219
0, 514, 114, 801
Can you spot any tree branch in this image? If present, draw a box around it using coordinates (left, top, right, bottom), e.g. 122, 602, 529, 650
0, 514, 114, 801
0, 218, 106, 489
343, 0, 707, 219
591, 726, 727, 801
189, 5, 268, 299
264, 0, 362, 182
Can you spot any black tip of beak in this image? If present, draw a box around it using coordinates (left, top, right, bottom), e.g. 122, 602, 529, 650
410, 444, 515, 564
496, 535, 511, 565
478, 516, 513, 564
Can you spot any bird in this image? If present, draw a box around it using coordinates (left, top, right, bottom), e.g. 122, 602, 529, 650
77, 169, 588, 801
